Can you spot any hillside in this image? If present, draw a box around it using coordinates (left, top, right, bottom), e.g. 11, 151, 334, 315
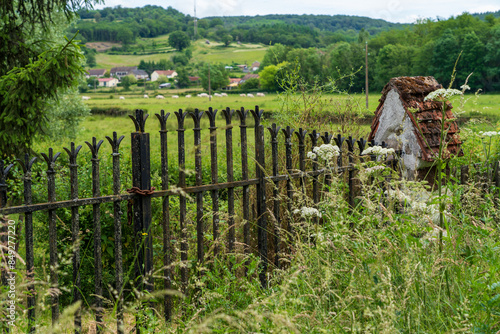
73, 5, 404, 47
207, 14, 405, 34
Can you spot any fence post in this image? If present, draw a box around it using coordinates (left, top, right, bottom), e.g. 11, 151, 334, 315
85, 137, 104, 333
0, 160, 13, 333
174, 109, 189, 289
129, 109, 153, 334
237, 108, 251, 274
190, 109, 205, 264
295, 128, 307, 194
206, 108, 220, 257
105, 132, 125, 333
251, 107, 268, 288
17, 155, 36, 333
346, 136, 356, 209
41, 148, 61, 325
63, 143, 83, 334
222, 108, 236, 256
154, 111, 172, 322
267, 124, 281, 269
282, 126, 294, 236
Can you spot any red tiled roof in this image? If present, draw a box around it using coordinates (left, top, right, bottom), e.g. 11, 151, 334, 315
189, 76, 200, 81
155, 70, 176, 76
98, 78, 116, 82
368, 76, 463, 162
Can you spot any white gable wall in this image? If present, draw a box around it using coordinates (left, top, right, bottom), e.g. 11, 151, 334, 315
372, 89, 432, 179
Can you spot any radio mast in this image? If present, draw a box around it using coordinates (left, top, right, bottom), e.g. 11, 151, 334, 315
194, 0, 198, 39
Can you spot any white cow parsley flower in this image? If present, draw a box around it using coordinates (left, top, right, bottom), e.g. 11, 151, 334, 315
293, 207, 322, 218
309, 144, 340, 161
424, 88, 463, 102
361, 146, 395, 156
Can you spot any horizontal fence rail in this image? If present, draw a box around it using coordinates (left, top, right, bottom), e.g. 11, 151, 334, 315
0, 106, 496, 332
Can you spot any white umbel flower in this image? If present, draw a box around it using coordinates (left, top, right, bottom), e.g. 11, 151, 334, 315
361, 146, 395, 156
424, 88, 463, 101
293, 207, 322, 218
308, 144, 340, 161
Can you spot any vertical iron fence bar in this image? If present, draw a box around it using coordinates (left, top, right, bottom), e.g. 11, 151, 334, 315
357, 138, 367, 201
63, 143, 83, 334
223, 107, 235, 256
0, 160, 13, 293
154, 111, 172, 322
85, 137, 104, 333
237, 108, 250, 273
174, 110, 189, 288
308, 131, 320, 224
130, 109, 153, 334
0, 160, 13, 334
41, 148, 61, 325
334, 134, 345, 169
251, 107, 267, 288
282, 126, 294, 236
206, 108, 220, 257
346, 136, 356, 209
18, 155, 36, 333
321, 133, 333, 195
295, 129, 307, 194
190, 109, 205, 264
461, 165, 469, 185
267, 124, 281, 269
105, 132, 125, 333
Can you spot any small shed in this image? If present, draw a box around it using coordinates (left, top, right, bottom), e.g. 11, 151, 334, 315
368, 76, 463, 180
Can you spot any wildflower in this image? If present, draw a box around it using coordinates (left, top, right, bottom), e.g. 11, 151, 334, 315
308, 144, 340, 161
480, 131, 499, 137
363, 165, 386, 174
424, 88, 463, 102
306, 151, 317, 159
361, 146, 395, 156
460, 84, 470, 91
293, 207, 322, 218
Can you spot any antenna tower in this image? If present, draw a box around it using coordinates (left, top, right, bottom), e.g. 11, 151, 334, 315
194, 0, 198, 39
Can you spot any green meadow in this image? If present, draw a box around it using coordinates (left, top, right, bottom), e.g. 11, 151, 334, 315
94, 39, 268, 68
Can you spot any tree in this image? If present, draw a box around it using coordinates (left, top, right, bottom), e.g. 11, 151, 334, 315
200, 63, 229, 91
260, 62, 289, 91
222, 34, 233, 47
120, 75, 137, 90
241, 77, 260, 89
168, 31, 191, 51
176, 67, 190, 88
0, 0, 100, 157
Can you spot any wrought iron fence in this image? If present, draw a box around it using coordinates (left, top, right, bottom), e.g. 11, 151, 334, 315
0, 106, 410, 333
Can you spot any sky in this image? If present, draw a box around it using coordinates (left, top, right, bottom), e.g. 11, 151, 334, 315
95, 0, 500, 23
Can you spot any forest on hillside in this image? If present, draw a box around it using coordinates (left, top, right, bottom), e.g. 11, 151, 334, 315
73, 5, 402, 47
74, 6, 500, 92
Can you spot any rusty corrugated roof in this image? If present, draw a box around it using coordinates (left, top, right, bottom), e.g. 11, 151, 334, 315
368, 76, 463, 162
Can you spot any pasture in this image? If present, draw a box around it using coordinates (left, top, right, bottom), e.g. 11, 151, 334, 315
94, 39, 268, 68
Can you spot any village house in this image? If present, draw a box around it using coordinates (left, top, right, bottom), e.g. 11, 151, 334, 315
151, 70, 178, 81
110, 66, 137, 80
98, 78, 119, 87
227, 78, 242, 90
239, 73, 259, 85
368, 76, 463, 181
85, 68, 106, 79
132, 69, 149, 80
251, 61, 260, 72
188, 76, 200, 85
236, 64, 249, 73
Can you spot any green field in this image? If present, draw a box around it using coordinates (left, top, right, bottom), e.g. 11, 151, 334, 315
94, 39, 268, 68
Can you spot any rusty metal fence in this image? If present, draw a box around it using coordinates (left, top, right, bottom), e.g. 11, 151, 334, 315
0, 106, 394, 333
